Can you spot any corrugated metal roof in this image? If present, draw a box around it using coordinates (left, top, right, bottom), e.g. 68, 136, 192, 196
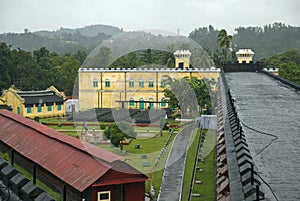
0, 109, 126, 192
17, 90, 64, 105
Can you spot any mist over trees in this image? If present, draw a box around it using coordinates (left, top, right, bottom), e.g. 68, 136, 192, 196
0, 25, 122, 55
190, 22, 300, 61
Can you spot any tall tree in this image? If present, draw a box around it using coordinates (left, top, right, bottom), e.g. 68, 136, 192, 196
217, 29, 232, 63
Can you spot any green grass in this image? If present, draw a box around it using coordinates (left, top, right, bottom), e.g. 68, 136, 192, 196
181, 129, 216, 201
191, 148, 215, 201
181, 129, 201, 201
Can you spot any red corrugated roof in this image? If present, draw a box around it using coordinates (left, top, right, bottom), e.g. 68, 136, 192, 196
0, 109, 140, 192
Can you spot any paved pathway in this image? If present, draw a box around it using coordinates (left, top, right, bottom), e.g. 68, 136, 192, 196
158, 123, 197, 201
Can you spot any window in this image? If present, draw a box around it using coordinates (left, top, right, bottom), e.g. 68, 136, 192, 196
129, 98, 134, 106
139, 80, 144, 88
105, 79, 110, 88
93, 79, 98, 87
37, 106, 42, 112
98, 191, 110, 201
149, 80, 154, 88
129, 80, 134, 87
47, 105, 52, 111
27, 107, 31, 113
161, 80, 166, 88
57, 104, 62, 111
161, 98, 166, 107
17, 107, 20, 115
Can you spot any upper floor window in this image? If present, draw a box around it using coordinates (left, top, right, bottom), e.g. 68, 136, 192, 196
27, 107, 32, 113
105, 79, 110, 88
129, 80, 134, 88
149, 80, 154, 88
161, 81, 166, 88
139, 80, 144, 88
93, 79, 98, 87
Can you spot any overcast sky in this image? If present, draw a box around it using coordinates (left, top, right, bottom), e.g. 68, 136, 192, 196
0, 0, 299, 35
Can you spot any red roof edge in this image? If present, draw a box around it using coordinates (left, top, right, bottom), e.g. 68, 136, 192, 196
0, 110, 121, 163
92, 177, 148, 187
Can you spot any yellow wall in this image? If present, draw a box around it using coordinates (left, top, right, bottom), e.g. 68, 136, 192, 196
1, 88, 24, 116
237, 55, 253, 63
0, 87, 65, 119
78, 68, 220, 111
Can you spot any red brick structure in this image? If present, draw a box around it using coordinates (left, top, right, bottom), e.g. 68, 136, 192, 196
0, 109, 148, 201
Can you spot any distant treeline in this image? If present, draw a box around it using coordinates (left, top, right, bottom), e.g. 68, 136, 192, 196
190, 22, 300, 60
0, 43, 84, 95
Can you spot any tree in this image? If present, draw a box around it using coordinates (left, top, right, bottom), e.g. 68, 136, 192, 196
104, 122, 136, 151
217, 29, 232, 63
164, 76, 215, 117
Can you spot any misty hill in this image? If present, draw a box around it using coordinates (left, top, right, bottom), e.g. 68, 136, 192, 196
0, 24, 123, 55
35, 24, 123, 37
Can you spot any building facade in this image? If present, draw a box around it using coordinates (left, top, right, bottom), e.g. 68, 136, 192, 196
78, 50, 220, 111
0, 86, 66, 119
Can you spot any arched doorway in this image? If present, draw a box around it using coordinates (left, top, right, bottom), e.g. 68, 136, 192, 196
139, 98, 144, 110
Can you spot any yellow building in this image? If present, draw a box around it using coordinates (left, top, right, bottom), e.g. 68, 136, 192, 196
236, 49, 255, 63
78, 50, 220, 111
0, 86, 66, 119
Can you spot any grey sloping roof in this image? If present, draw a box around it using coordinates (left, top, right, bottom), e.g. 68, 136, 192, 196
225, 72, 300, 201
17, 90, 63, 105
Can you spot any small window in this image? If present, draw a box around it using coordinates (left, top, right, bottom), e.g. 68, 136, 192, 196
57, 104, 62, 111
149, 80, 154, 88
17, 107, 20, 115
98, 191, 110, 201
37, 106, 42, 112
139, 80, 144, 88
161, 81, 166, 88
93, 79, 98, 87
129, 80, 134, 88
47, 105, 52, 111
105, 79, 110, 88
27, 107, 31, 113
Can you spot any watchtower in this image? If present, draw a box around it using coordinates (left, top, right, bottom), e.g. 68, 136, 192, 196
236, 49, 254, 63
174, 49, 192, 68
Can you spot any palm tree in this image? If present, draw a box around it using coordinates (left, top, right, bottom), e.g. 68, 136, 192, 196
217, 29, 232, 63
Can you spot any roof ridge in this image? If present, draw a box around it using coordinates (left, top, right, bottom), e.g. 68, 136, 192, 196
0, 110, 121, 164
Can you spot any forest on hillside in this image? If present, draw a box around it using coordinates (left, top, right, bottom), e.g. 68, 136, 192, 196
190, 22, 300, 60
0, 22, 299, 96
0, 25, 122, 55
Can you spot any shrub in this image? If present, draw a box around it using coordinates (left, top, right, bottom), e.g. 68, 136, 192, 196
100, 123, 106, 130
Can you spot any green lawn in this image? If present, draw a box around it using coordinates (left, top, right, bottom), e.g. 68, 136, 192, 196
181, 129, 201, 201
191, 148, 215, 201
181, 129, 216, 201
